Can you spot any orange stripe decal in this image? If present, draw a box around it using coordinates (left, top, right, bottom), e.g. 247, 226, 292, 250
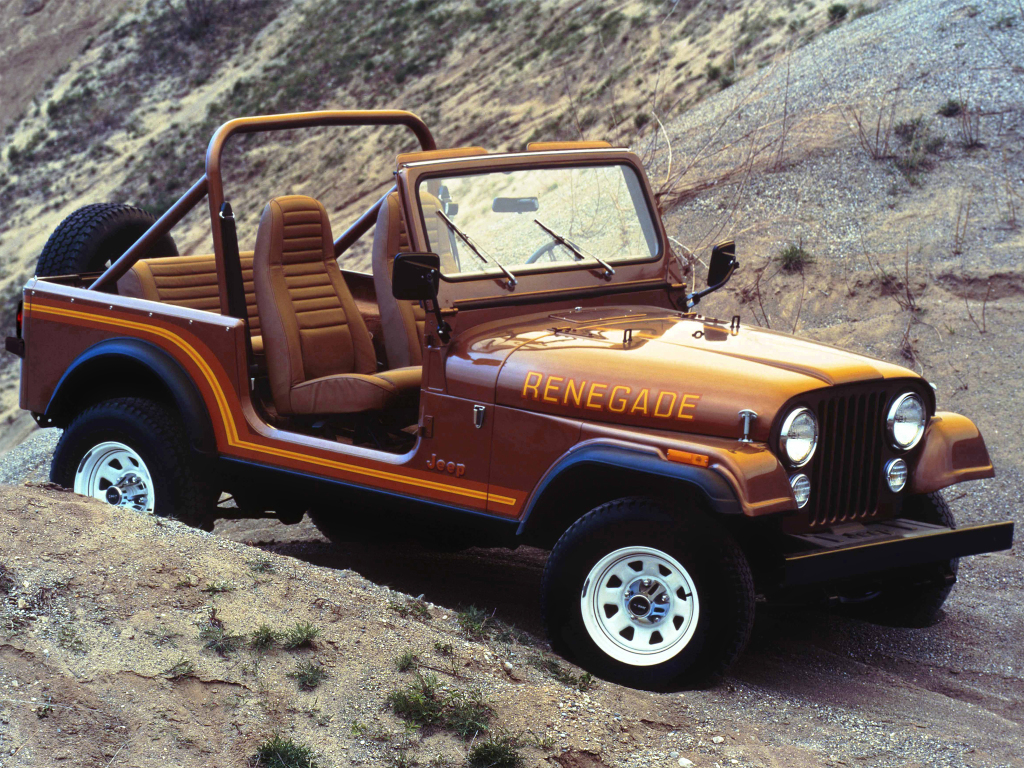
25, 300, 518, 508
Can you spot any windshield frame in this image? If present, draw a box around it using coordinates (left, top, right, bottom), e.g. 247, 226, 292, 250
404, 152, 665, 285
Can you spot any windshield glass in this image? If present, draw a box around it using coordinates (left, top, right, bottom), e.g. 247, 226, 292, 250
416, 164, 660, 278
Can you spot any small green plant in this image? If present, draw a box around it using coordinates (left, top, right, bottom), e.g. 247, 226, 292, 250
289, 660, 327, 691
388, 672, 445, 726
395, 650, 419, 672
350, 721, 369, 737
281, 621, 321, 649
35, 697, 54, 719
457, 606, 491, 639
894, 116, 926, 143
248, 558, 276, 574
175, 578, 193, 589
937, 98, 964, 118
529, 655, 596, 691
201, 581, 235, 593
433, 642, 454, 656
56, 624, 87, 655
388, 597, 432, 621
467, 733, 525, 768
777, 243, 814, 273
827, 3, 848, 23
199, 609, 243, 657
251, 733, 322, 768
388, 673, 492, 738
705, 63, 722, 81
251, 624, 279, 653
444, 689, 492, 738
163, 655, 196, 680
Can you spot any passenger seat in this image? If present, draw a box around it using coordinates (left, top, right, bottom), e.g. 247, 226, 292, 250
371, 190, 458, 368
253, 195, 420, 416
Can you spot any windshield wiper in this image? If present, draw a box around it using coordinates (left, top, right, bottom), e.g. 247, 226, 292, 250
435, 210, 517, 287
532, 219, 615, 278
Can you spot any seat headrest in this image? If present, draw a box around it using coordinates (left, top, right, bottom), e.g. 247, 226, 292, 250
256, 195, 334, 266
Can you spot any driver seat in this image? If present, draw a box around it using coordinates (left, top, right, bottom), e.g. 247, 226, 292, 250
253, 195, 420, 415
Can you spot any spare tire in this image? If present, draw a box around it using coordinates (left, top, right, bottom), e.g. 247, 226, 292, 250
36, 203, 178, 277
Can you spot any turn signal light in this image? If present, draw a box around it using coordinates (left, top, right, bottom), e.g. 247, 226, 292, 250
667, 449, 710, 468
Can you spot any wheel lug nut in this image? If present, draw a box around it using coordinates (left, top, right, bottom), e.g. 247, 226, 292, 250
642, 578, 651, 588
657, 594, 668, 603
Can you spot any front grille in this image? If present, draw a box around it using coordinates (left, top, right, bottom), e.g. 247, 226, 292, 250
806, 390, 884, 527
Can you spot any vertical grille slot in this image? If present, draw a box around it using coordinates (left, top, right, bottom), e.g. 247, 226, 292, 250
809, 390, 882, 527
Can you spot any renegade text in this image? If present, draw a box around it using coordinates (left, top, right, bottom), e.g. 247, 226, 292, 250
521, 371, 700, 420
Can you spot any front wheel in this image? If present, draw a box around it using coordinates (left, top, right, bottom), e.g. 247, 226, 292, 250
51, 397, 214, 528
542, 497, 755, 690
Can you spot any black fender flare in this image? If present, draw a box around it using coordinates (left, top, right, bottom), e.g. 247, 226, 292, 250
44, 337, 216, 455
516, 442, 742, 540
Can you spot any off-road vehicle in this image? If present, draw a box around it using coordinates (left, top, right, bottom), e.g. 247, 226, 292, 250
7, 110, 1013, 689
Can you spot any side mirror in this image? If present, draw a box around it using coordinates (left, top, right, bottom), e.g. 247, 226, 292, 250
392, 252, 452, 344
492, 197, 539, 214
707, 240, 737, 288
392, 252, 440, 301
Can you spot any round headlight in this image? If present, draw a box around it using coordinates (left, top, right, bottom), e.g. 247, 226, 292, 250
790, 473, 811, 508
780, 407, 818, 467
887, 393, 926, 450
885, 458, 908, 492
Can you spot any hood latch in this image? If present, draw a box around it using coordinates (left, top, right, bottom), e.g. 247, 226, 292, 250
738, 409, 758, 443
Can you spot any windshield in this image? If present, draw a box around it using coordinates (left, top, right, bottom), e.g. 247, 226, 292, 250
416, 164, 660, 278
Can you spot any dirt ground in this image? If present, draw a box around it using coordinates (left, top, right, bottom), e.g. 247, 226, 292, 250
0, 479, 1020, 768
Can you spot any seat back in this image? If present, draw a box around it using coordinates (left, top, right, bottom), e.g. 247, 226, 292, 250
371, 191, 458, 368
253, 195, 377, 413
117, 252, 263, 351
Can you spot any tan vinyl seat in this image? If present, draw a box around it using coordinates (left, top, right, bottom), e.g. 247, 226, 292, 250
118, 252, 264, 353
253, 195, 420, 415
371, 191, 458, 368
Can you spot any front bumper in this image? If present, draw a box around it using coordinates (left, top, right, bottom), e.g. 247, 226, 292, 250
783, 518, 1014, 587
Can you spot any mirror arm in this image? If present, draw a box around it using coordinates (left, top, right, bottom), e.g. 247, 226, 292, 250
683, 261, 739, 310
423, 269, 452, 344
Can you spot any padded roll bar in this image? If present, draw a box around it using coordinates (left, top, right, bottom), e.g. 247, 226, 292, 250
89, 110, 436, 309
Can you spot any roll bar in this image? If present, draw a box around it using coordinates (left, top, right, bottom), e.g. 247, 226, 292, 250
90, 110, 435, 311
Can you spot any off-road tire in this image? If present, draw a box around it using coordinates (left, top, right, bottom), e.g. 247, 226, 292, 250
841, 492, 958, 628
36, 203, 178, 277
541, 497, 755, 690
50, 397, 214, 528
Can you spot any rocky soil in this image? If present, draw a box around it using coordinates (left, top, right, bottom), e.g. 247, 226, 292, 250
0, 443, 1021, 767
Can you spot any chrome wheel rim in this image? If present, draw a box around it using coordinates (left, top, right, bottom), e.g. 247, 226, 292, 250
73, 441, 155, 514
580, 546, 700, 666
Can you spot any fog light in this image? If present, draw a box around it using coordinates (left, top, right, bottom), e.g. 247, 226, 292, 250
885, 458, 908, 492
790, 473, 811, 508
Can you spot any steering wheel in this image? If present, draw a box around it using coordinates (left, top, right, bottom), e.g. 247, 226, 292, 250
526, 240, 559, 264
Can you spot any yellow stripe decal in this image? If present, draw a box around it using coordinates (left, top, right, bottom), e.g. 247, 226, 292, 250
26, 301, 517, 507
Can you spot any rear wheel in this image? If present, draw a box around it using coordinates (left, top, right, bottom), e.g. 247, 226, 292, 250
36, 203, 177, 277
542, 497, 755, 690
838, 492, 958, 627
51, 397, 214, 528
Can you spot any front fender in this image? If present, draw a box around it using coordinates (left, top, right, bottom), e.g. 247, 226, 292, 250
44, 337, 216, 454
516, 442, 743, 540
911, 411, 995, 494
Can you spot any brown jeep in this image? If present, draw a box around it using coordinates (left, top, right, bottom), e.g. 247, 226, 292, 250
6, 110, 1013, 689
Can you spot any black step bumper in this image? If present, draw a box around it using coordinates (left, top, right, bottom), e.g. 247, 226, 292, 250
783, 518, 1015, 587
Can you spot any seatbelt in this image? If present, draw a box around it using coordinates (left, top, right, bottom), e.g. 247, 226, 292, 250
219, 202, 256, 377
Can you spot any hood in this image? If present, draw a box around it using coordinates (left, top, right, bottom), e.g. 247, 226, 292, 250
449, 306, 919, 442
